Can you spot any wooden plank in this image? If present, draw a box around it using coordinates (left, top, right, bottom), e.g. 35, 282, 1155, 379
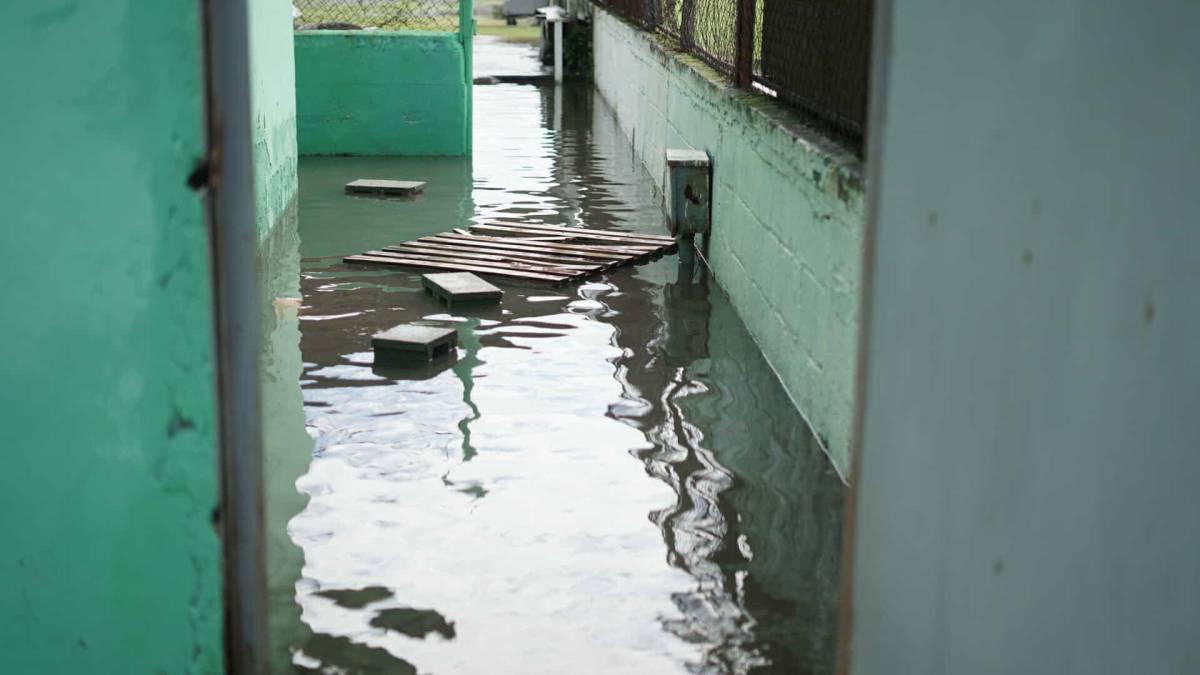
445, 231, 652, 254
363, 249, 588, 278
386, 242, 608, 271
482, 220, 676, 243
427, 234, 640, 261
355, 248, 585, 277
471, 223, 671, 250
436, 229, 638, 253
382, 248, 599, 275
436, 234, 648, 260
344, 254, 569, 283
387, 245, 603, 271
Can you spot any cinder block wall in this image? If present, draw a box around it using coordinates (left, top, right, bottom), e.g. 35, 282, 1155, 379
294, 31, 470, 156
593, 8, 865, 475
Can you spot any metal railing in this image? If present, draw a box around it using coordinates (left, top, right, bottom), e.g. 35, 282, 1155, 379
594, 0, 872, 153
293, 0, 461, 31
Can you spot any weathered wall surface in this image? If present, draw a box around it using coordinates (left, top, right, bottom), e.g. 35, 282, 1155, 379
848, 1, 1200, 673
251, 0, 300, 241
295, 32, 469, 156
0, 2, 222, 672
592, 9, 865, 475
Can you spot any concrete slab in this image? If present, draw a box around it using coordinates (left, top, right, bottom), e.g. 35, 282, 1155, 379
345, 179, 427, 197
372, 324, 458, 364
422, 272, 504, 307
666, 149, 711, 167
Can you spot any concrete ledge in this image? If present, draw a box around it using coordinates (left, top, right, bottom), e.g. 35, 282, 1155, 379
593, 8, 866, 476
295, 31, 468, 156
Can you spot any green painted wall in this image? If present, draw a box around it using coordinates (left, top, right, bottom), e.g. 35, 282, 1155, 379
593, 9, 865, 476
251, 0, 300, 241
295, 31, 469, 156
0, 2, 222, 673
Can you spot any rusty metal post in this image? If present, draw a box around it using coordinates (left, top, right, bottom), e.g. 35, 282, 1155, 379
735, 0, 756, 89
203, 0, 267, 671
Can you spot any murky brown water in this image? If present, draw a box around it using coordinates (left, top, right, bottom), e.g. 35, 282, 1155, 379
263, 81, 844, 674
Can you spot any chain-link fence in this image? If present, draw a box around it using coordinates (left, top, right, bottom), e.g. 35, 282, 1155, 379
594, 0, 872, 153
293, 0, 461, 32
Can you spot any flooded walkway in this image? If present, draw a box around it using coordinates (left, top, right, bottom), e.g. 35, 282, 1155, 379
263, 77, 844, 674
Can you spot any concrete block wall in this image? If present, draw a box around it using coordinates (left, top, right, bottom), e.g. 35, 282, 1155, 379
295, 31, 470, 156
593, 9, 865, 475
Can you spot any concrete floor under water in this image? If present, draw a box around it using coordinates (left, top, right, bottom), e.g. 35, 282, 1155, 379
261, 81, 844, 674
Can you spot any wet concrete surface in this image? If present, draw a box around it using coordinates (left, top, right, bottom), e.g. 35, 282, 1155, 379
262, 76, 844, 674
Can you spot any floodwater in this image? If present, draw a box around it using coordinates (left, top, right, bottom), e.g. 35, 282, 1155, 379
262, 79, 844, 674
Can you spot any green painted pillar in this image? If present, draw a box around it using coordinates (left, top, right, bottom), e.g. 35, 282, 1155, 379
0, 2, 223, 672
460, 0, 475, 155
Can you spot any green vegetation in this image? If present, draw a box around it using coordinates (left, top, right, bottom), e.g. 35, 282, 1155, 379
476, 17, 541, 44
475, 0, 541, 44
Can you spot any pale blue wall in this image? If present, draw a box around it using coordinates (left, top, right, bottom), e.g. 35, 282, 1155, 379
849, 1, 1200, 673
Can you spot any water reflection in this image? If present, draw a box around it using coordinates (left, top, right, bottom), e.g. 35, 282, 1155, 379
264, 83, 844, 674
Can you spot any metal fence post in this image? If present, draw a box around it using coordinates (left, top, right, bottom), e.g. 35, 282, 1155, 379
735, 0, 756, 89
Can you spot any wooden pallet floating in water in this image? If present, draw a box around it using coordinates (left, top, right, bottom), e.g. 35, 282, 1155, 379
343, 225, 677, 283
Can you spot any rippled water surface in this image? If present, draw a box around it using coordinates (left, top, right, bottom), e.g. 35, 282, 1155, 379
263, 79, 844, 674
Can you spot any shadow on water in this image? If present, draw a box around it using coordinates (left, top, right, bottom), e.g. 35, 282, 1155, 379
262, 81, 844, 674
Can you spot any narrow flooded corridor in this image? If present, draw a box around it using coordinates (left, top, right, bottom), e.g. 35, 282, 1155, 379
263, 81, 845, 674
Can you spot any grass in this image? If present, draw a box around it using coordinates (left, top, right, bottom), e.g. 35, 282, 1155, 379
474, 0, 542, 44
476, 17, 541, 44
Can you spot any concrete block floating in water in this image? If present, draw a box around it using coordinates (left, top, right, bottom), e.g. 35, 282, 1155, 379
344, 179, 426, 198
422, 272, 504, 308
372, 324, 458, 364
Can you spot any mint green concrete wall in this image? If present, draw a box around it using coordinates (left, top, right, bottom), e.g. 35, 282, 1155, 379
593, 9, 865, 475
295, 31, 469, 156
251, 0, 300, 241
0, 3, 222, 673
